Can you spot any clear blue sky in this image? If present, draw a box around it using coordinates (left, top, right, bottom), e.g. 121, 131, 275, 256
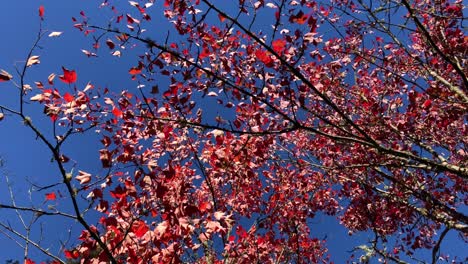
0, 1, 136, 261
0, 1, 466, 263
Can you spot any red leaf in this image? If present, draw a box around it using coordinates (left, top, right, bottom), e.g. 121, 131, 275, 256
45, 192, 56, 201
38, 6, 45, 20
112, 107, 123, 118
199, 47, 210, 59
126, 14, 140, 24
218, 14, 226, 22
59, 67, 77, 84
129, 66, 142, 75
255, 50, 273, 66
99, 149, 112, 168
50, 114, 58, 122
25, 259, 36, 264
64, 249, 79, 259
110, 185, 126, 199
63, 92, 74, 103
132, 220, 149, 238
272, 39, 286, 53
422, 99, 432, 109
199, 201, 211, 213
290, 10, 307, 24
116, 15, 123, 23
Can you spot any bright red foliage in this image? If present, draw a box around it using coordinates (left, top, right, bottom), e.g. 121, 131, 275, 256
58, 66, 77, 84
38, 6, 44, 20
45, 192, 56, 201
1, 0, 467, 263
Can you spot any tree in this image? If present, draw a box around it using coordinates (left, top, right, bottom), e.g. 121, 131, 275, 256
0, 0, 466, 263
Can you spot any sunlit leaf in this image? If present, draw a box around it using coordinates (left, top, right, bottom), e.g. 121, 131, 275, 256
48, 31, 63, 37
59, 67, 77, 84
45, 192, 56, 201
26, 56, 40, 67
63, 92, 74, 103
0, 69, 13, 82
38, 5, 44, 19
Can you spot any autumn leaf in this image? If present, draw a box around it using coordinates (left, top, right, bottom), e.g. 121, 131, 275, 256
63, 92, 74, 103
26, 56, 40, 67
25, 259, 36, 264
82, 49, 97, 57
199, 47, 210, 59
129, 1, 139, 7
206, 220, 224, 233
126, 14, 140, 24
83, 82, 93, 92
30, 94, 44, 102
47, 73, 56, 84
132, 220, 149, 238
0, 69, 13, 82
199, 201, 211, 213
48, 31, 63, 37
112, 107, 123, 118
99, 149, 112, 168
106, 39, 115, 49
422, 99, 432, 109
128, 66, 142, 75
76, 170, 91, 184
214, 211, 226, 220
155, 221, 168, 238
38, 5, 44, 20
4, 1, 468, 263
112, 50, 122, 57
272, 39, 287, 53
218, 14, 226, 22
64, 249, 79, 259
59, 67, 77, 84
110, 185, 126, 199
290, 10, 308, 24
255, 50, 273, 66
45, 192, 56, 201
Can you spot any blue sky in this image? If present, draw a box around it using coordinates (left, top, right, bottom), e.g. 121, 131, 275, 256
0, 1, 466, 263
0, 1, 132, 261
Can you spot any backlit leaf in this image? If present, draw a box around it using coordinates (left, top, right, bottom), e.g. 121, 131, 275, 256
47, 73, 56, 84
45, 192, 56, 201
112, 107, 122, 118
26, 56, 40, 67
59, 67, 77, 84
63, 92, 74, 103
129, 66, 142, 75
38, 6, 44, 19
0, 69, 13, 82
132, 220, 149, 238
48, 31, 63, 37
272, 39, 286, 53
